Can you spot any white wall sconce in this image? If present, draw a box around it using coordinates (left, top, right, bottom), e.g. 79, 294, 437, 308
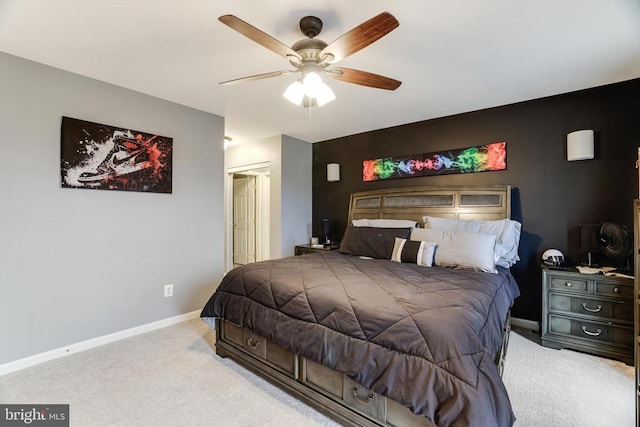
567, 130, 594, 161
327, 163, 340, 182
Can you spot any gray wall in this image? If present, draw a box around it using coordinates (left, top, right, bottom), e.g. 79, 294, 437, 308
0, 52, 225, 364
281, 135, 313, 256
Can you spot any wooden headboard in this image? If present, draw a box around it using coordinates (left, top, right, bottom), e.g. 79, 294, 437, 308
348, 184, 511, 226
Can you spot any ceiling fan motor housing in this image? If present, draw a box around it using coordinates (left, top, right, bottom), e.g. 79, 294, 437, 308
290, 16, 330, 65
299, 16, 323, 38
290, 38, 329, 64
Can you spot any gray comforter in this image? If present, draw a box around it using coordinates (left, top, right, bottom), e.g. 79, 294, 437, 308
201, 251, 520, 427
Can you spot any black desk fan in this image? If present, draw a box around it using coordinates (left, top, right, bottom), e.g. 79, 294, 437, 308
599, 221, 633, 271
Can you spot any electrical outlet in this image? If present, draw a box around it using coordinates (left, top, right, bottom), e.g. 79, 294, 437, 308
164, 284, 174, 298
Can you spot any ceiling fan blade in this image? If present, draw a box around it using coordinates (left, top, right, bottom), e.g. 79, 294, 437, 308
320, 12, 399, 64
219, 15, 301, 60
328, 67, 401, 90
220, 70, 295, 86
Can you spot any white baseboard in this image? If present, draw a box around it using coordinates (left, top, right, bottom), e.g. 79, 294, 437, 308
511, 316, 540, 332
0, 310, 201, 376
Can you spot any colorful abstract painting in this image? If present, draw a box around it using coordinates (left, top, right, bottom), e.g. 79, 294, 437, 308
61, 117, 172, 193
363, 142, 506, 182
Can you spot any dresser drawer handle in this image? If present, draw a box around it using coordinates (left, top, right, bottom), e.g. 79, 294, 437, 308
247, 337, 261, 349
352, 387, 375, 405
581, 326, 602, 337
581, 303, 602, 313
565, 282, 572, 287
613, 287, 621, 294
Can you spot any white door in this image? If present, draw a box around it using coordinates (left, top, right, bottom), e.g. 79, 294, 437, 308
233, 175, 256, 265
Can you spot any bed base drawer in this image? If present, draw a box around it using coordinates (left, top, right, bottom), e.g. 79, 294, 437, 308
216, 319, 438, 427
302, 357, 433, 426
304, 359, 388, 422
304, 359, 343, 398
344, 376, 387, 421
387, 399, 435, 427
220, 320, 298, 378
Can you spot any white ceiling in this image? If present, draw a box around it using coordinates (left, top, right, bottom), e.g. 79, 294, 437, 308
1, 1, 639, 145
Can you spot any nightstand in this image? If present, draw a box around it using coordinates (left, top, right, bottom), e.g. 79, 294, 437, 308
541, 266, 634, 364
294, 244, 340, 256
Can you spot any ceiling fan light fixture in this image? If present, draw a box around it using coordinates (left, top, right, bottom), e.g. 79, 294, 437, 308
301, 72, 335, 106
314, 82, 336, 106
284, 72, 336, 107
283, 80, 305, 105
302, 71, 323, 97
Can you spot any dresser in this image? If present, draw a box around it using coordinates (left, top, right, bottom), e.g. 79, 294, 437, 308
541, 266, 634, 364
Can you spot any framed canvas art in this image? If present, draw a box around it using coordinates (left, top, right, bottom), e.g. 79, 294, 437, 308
61, 117, 172, 193
363, 142, 506, 182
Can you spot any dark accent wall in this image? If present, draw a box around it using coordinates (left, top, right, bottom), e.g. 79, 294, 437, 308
312, 78, 639, 322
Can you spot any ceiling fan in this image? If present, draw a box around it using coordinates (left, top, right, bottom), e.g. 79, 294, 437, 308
218, 12, 402, 107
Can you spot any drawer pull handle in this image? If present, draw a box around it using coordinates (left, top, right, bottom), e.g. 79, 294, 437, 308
247, 337, 261, 349
581, 326, 602, 337
565, 282, 572, 287
613, 287, 621, 294
581, 303, 602, 313
352, 387, 375, 405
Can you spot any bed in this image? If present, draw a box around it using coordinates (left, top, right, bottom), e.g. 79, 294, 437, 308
201, 185, 521, 427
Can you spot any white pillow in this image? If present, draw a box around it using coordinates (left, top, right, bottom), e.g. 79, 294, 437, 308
410, 228, 498, 273
352, 218, 419, 228
422, 216, 521, 268
390, 237, 437, 267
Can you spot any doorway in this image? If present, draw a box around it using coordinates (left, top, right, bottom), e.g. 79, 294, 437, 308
226, 163, 270, 272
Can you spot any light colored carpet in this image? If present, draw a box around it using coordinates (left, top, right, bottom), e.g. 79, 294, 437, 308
503, 329, 634, 427
0, 319, 634, 426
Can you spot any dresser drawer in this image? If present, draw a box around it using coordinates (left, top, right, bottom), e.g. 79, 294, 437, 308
549, 276, 588, 293
548, 314, 633, 348
594, 281, 633, 300
548, 294, 633, 322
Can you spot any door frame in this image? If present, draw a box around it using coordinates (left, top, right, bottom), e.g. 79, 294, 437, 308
225, 162, 270, 273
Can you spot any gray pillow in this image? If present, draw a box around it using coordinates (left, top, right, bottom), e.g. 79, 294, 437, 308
410, 228, 498, 273
423, 216, 522, 268
339, 226, 412, 259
